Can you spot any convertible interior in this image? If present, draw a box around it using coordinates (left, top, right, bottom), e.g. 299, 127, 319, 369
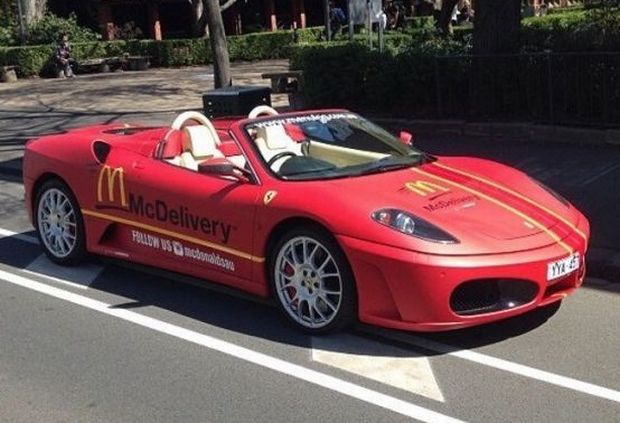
159, 107, 389, 178
159, 111, 247, 171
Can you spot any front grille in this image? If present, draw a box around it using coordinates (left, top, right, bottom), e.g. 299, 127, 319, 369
450, 279, 538, 316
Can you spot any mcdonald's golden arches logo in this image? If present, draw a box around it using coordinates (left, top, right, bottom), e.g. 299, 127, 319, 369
97, 165, 127, 207
405, 180, 450, 196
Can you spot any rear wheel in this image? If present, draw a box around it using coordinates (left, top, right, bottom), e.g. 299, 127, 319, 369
270, 227, 357, 334
35, 179, 86, 265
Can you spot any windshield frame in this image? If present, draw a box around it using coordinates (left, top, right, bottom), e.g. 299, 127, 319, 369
241, 110, 431, 181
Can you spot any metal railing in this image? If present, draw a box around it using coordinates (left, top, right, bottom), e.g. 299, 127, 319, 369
434, 52, 620, 127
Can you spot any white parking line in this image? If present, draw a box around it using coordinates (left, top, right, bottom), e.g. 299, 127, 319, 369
577, 163, 620, 187
0, 227, 38, 244
312, 334, 445, 402
362, 329, 620, 404
0, 268, 465, 423
3, 226, 618, 405
24, 254, 102, 290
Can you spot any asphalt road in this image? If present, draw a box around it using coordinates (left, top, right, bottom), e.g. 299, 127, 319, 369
1, 173, 619, 422
2, 63, 619, 421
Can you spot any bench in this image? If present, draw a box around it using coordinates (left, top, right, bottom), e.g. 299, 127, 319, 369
1, 65, 18, 83
124, 55, 151, 71
77, 57, 123, 74
261, 71, 304, 94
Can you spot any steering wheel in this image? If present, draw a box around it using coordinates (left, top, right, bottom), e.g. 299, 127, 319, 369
267, 151, 297, 169
248, 105, 279, 119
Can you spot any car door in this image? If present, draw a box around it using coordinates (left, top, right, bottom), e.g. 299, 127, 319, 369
126, 156, 261, 285
89, 141, 261, 288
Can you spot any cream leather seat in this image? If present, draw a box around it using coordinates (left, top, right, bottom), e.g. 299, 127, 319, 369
255, 125, 302, 171
179, 125, 224, 171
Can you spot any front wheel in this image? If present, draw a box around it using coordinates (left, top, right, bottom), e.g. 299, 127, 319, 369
270, 227, 357, 334
35, 179, 86, 265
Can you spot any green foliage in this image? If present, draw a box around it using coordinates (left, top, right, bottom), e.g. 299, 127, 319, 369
0, 24, 16, 46
0, 44, 55, 76
521, 8, 620, 52
403, 16, 435, 30
27, 13, 99, 45
228, 31, 293, 60
291, 38, 468, 113
152, 39, 210, 66
2, 8, 618, 80
291, 43, 371, 108
574, 7, 620, 51
0, 1, 17, 46
0, 29, 327, 77
295, 27, 324, 43
547, 5, 585, 14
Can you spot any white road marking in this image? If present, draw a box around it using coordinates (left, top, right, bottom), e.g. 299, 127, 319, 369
24, 254, 102, 290
0, 227, 38, 244
0, 268, 465, 423
362, 328, 620, 404
312, 334, 444, 402
2, 226, 617, 404
577, 163, 620, 187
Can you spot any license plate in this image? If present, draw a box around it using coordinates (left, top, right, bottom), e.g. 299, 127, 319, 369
547, 253, 580, 282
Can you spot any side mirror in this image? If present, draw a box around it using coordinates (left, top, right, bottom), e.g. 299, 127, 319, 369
399, 131, 413, 146
198, 158, 250, 181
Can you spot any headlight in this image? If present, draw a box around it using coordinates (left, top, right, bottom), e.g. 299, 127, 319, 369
530, 178, 570, 207
371, 209, 459, 243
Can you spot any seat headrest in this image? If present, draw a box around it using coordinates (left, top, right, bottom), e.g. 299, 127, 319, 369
256, 125, 294, 150
160, 130, 183, 159
183, 126, 221, 158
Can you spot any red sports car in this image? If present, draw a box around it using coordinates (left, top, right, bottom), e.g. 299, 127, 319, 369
23, 107, 590, 334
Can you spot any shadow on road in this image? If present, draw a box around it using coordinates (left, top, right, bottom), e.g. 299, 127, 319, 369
1, 230, 614, 360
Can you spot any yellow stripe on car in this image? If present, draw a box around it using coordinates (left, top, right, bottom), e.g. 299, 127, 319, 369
411, 168, 574, 255
82, 209, 265, 263
433, 162, 587, 242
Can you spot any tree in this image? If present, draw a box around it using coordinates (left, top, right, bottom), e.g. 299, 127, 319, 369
189, 0, 236, 88
470, 0, 522, 116
21, 0, 46, 25
437, 0, 458, 36
473, 0, 522, 54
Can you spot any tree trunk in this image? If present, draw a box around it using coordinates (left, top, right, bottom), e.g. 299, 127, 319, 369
21, 0, 47, 25
473, 0, 521, 55
204, 0, 231, 88
190, 0, 208, 37
471, 0, 522, 117
437, 0, 458, 36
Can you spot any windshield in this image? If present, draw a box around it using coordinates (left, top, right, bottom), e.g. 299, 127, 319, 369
244, 112, 429, 181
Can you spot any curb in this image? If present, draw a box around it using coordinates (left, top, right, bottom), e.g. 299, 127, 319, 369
586, 248, 620, 283
0, 163, 22, 178
374, 118, 620, 146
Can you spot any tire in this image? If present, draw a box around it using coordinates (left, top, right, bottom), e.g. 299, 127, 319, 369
270, 226, 357, 334
34, 178, 86, 266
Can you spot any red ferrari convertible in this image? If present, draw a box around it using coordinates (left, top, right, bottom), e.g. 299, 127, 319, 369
23, 106, 590, 333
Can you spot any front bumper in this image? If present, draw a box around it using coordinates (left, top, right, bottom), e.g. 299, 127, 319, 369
337, 223, 589, 332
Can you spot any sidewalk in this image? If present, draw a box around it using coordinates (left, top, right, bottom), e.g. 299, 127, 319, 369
0, 59, 290, 176
1, 59, 619, 283
0, 60, 290, 114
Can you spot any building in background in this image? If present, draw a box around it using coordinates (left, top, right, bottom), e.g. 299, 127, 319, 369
48, 0, 335, 40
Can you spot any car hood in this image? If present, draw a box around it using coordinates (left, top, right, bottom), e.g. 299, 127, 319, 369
321, 157, 581, 255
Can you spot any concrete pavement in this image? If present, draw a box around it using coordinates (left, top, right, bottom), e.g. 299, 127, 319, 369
0, 60, 290, 175
1, 59, 619, 281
